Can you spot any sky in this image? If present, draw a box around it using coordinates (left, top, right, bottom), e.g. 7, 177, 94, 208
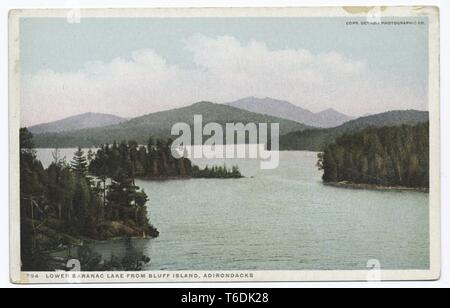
20, 17, 429, 127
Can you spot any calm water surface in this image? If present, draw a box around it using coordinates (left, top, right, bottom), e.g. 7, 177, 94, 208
37, 149, 430, 270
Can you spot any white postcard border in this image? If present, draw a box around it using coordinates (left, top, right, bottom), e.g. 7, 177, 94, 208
8, 6, 441, 284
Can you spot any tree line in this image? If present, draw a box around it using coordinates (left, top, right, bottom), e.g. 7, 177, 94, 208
318, 123, 429, 188
280, 110, 429, 152
88, 138, 242, 180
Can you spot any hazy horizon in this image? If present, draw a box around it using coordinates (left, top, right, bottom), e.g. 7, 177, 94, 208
21, 17, 429, 127
25, 96, 429, 128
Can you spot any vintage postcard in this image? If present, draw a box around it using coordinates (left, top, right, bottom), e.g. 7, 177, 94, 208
9, 6, 440, 284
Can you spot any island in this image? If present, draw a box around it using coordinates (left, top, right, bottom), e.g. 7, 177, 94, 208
317, 123, 429, 191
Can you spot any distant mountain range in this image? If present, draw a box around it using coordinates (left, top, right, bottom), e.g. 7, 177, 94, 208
29, 112, 127, 134
31, 102, 311, 148
28, 99, 429, 151
280, 110, 430, 151
226, 97, 354, 128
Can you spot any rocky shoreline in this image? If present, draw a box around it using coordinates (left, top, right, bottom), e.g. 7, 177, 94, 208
32, 218, 159, 252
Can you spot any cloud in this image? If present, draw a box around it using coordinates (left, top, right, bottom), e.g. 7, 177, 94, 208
21, 34, 427, 127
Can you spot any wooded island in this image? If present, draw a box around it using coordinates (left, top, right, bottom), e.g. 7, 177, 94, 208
318, 123, 429, 190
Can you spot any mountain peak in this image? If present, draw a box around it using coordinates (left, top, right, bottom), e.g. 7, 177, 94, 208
262, 96, 279, 101
319, 108, 337, 113
28, 112, 127, 134
317, 108, 349, 116
32, 101, 312, 148
192, 101, 215, 106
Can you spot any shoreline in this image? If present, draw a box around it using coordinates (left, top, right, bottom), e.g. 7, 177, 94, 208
46, 233, 158, 258
35, 219, 160, 254
324, 181, 429, 193
48, 234, 155, 253
137, 175, 244, 181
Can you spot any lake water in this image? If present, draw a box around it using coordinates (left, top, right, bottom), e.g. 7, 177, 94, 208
37, 149, 430, 270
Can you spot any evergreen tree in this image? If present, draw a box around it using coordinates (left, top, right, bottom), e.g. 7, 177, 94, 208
19, 128, 51, 270
71, 147, 88, 178
106, 168, 147, 225
72, 178, 91, 234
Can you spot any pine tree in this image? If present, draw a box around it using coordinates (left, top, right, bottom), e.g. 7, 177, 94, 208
72, 177, 91, 234
71, 147, 88, 178
20, 127, 35, 151
106, 168, 149, 225
20, 128, 52, 270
